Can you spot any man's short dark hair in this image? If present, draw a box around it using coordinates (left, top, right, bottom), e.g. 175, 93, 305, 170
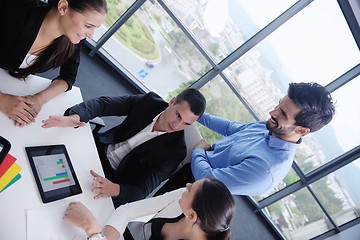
175, 88, 206, 117
288, 82, 335, 132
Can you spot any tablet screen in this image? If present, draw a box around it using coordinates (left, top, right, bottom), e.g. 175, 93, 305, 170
26, 145, 82, 203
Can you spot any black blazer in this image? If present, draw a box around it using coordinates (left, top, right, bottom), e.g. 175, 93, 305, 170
66, 92, 187, 204
0, 0, 81, 90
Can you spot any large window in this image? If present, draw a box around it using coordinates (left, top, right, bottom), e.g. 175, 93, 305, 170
93, 0, 136, 42
88, 0, 360, 238
265, 157, 360, 240
100, 0, 210, 97
198, 76, 256, 143
265, 187, 334, 240
311, 160, 360, 226
164, 0, 297, 62
224, 0, 360, 173
329, 79, 360, 155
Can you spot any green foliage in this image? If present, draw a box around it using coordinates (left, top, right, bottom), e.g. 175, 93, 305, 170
153, 15, 161, 25
104, 0, 159, 60
208, 42, 220, 56
267, 201, 283, 218
197, 123, 223, 144
293, 189, 322, 221
294, 149, 316, 173
165, 81, 193, 101
311, 178, 343, 215
282, 169, 299, 186
293, 177, 343, 222
105, 0, 126, 28
166, 78, 255, 144
200, 78, 255, 123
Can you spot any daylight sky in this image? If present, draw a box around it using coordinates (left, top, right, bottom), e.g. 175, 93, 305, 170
235, 0, 360, 151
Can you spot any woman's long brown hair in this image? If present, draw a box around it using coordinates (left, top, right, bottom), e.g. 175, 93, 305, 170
13, 0, 107, 78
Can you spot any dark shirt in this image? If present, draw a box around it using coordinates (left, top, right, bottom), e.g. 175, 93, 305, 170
149, 215, 184, 240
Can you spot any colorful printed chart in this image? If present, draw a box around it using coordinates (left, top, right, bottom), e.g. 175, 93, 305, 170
0, 153, 21, 192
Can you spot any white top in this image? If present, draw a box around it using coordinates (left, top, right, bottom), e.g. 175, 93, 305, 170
19, 53, 38, 69
106, 112, 166, 170
106, 188, 185, 239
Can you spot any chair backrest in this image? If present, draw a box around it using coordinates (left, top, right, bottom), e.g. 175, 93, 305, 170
147, 123, 202, 197
174, 123, 202, 173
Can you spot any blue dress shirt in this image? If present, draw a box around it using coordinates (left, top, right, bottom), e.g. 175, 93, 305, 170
192, 113, 300, 196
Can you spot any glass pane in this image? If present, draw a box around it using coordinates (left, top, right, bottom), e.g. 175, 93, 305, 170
163, 0, 297, 61
224, 0, 360, 174
263, 0, 360, 86
93, 0, 136, 41
328, 79, 360, 155
101, 0, 210, 97
295, 78, 360, 173
225, 60, 283, 120
265, 188, 333, 239
256, 167, 300, 201
311, 158, 360, 226
198, 76, 255, 144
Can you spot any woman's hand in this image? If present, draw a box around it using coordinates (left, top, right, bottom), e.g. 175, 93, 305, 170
0, 93, 36, 126
24, 94, 45, 116
15, 94, 44, 127
41, 115, 86, 128
90, 170, 121, 198
64, 201, 102, 237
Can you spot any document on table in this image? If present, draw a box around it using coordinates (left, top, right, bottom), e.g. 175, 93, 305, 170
27, 209, 86, 240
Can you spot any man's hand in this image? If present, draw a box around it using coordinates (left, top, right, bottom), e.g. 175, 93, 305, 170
64, 201, 102, 237
195, 139, 211, 151
41, 115, 86, 128
0, 93, 36, 126
90, 170, 120, 199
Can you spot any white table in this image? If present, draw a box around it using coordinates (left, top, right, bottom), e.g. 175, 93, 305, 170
0, 69, 114, 239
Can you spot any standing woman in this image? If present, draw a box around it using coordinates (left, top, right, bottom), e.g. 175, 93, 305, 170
64, 178, 235, 240
0, 0, 107, 126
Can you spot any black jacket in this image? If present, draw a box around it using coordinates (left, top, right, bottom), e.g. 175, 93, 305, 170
66, 92, 187, 206
0, 0, 81, 90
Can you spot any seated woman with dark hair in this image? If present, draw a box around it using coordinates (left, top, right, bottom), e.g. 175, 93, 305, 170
64, 178, 235, 240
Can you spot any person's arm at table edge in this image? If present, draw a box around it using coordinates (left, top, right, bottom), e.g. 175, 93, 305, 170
65, 189, 184, 240
65, 94, 148, 123
52, 40, 82, 91
88, 225, 119, 240
106, 188, 184, 235
81, 189, 181, 240
28, 79, 69, 111
42, 95, 139, 129
41, 111, 85, 128
43, 93, 155, 128
65, 205, 120, 240
24, 41, 81, 115
111, 147, 186, 206
0, 91, 37, 125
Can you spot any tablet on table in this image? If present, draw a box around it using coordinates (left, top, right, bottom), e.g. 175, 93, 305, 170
26, 144, 82, 203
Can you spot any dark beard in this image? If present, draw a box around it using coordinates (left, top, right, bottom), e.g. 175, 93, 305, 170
266, 120, 295, 135
265, 120, 277, 132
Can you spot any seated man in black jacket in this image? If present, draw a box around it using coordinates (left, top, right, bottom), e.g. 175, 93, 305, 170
42, 88, 206, 207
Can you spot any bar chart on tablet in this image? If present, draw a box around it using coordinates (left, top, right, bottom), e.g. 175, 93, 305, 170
34, 154, 75, 192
